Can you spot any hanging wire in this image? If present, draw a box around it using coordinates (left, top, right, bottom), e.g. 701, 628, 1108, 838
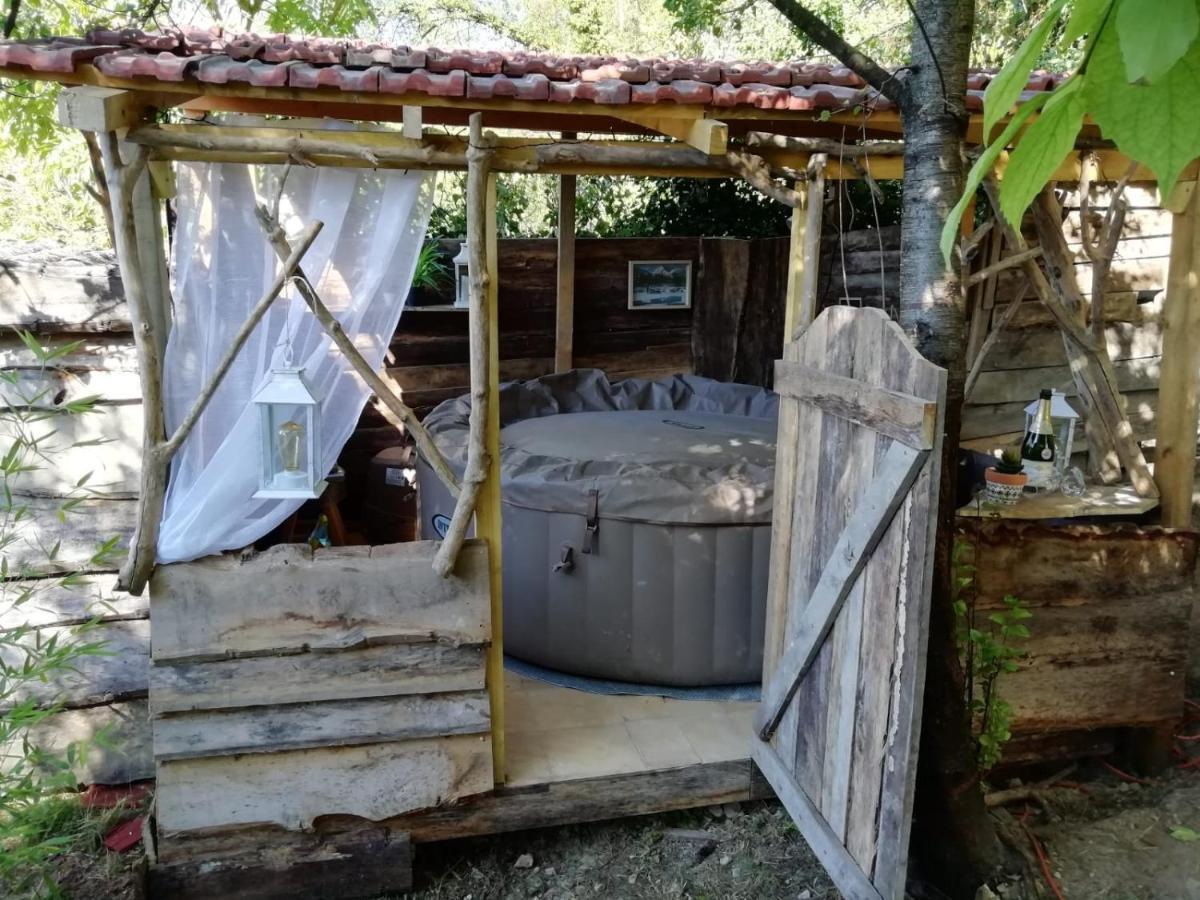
861, 117, 889, 316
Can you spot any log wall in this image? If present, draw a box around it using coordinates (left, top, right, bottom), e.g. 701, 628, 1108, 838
958, 521, 1197, 760
149, 541, 493, 836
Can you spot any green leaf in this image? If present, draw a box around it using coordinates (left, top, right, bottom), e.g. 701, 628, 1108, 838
1064, 0, 1113, 45
1170, 825, 1200, 841
983, 0, 1069, 140
1116, 0, 1200, 84
941, 92, 1052, 263
999, 79, 1087, 226
1086, 20, 1200, 201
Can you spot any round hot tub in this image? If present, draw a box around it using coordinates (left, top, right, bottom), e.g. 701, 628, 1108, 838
417, 370, 778, 686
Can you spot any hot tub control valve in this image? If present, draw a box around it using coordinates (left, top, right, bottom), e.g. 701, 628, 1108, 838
553, 543, 575, 574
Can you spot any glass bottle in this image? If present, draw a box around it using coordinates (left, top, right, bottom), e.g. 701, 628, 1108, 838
1021, 389, 1057, 490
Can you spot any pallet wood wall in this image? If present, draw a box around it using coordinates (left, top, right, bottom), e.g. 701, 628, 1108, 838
815, 198, 1170, 453
0, 242, 143, 786
149, 540, 493, 836
958, 521, 1196, 752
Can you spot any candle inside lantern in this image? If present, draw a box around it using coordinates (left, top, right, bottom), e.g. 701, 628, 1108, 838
277, 419, 305, 472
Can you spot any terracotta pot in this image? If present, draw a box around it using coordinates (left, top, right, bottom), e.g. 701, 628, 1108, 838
983, 467, 1028, 505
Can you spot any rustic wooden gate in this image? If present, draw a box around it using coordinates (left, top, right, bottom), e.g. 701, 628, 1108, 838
754, 306, 947, 900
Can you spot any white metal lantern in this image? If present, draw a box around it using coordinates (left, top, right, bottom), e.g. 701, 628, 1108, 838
252, 367, 324, 499
453, 241, 470, 309
1023, 390, 1081, 476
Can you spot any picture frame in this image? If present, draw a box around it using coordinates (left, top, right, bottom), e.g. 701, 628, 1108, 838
627, 260, 692, 310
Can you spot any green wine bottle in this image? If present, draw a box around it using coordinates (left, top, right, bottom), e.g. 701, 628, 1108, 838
1021, 389, 1057, 489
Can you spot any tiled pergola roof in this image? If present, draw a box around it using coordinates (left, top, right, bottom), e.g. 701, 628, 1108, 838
0, 27, 1065, 115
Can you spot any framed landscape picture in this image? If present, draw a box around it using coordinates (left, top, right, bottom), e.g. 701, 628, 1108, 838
628, 260, 692, 310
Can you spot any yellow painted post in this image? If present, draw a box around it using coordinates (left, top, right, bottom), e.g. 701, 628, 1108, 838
477, 173, 506, 782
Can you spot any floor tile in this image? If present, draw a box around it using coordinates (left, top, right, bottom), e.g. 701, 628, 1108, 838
680, 713, 754, 763
538, 724, 648, 780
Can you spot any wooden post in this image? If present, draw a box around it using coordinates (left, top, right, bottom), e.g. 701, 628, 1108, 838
554, 162, 577, 374
782, 156, 826, 342
477, 173, 506, 783
96, 133, 168, 595
432, 114, 494, 578
1156, 181, 1200, 527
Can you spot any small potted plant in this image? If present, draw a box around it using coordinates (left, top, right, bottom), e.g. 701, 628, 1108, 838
983, 447, 1028, 505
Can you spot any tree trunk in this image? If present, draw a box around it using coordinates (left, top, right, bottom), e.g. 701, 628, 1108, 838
899, 1, 1005, 895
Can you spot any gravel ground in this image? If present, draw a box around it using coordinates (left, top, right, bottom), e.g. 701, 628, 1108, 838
397, 801, 836, 900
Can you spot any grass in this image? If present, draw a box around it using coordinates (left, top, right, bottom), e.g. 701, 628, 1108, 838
1, 791, 146, 899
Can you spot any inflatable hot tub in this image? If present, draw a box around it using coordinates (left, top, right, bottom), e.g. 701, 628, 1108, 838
417, 370, 778, 686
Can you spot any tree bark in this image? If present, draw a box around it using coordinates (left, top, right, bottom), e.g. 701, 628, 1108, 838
898, 1, 1005, 895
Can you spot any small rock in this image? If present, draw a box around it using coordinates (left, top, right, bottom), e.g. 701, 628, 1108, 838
974, 886, 1000, 900
722, 802, 744, 817
515, 854, 535, 870
719, 855, 732, 866
707, 804, 726, 817
544, 866, 556, 877
798, 890, 812, 900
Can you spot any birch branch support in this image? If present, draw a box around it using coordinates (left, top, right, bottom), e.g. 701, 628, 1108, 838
252, 209, 462, 500
434, 113, 494, 578
984, 178, 1157, 497
161, 221, 324, 459
99, 131, 167, 596
965, 246, 1042, 287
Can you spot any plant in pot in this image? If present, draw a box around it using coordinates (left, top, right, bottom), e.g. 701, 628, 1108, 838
983, 447, 1028, 506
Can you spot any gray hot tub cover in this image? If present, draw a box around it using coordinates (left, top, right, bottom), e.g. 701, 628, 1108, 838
422, 369, 779, 525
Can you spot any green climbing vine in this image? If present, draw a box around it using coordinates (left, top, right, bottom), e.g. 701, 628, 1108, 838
953, 538, 1034, 771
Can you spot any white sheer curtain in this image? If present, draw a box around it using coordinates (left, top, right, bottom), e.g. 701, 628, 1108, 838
158, 153, 435, 563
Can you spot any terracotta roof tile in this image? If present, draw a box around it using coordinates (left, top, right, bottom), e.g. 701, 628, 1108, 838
289, 62, 379, 91
630, 79, 713, 104
377, 68, 466, 97
0, 39, 118, 73
0, 27, 1061, 117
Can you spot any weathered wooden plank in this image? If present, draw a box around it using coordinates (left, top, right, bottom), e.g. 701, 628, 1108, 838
969, 354, 1160, 406
1, 496, 133, 575
979, 312, 1163, 372
692, 239, 751, 381
752, 742, 883, 900
872, 347, 945, 900
0, 244, 130, 333
156, 734, 494, 833
149, 541, 490, 662
774, 360, 937, 449
0, 334, 139, 371
0, 367, 141, 407
820, 310, 884, 841
772, 315, 827, 786
1007, 291, 1140, 328
154, 691, 490, 761
961, 387, 1159, 443
0, 402, 143, 498
3, 699, 152, 784
1, 618, 148, 710
757, 442, 926, 740
150, 641, 485, 714
0, 574, 140, 628
160, 759, 763, 861
150, 829, 412, 900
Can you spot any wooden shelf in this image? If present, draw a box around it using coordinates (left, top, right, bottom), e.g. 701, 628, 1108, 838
956, 483, 1159, 520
